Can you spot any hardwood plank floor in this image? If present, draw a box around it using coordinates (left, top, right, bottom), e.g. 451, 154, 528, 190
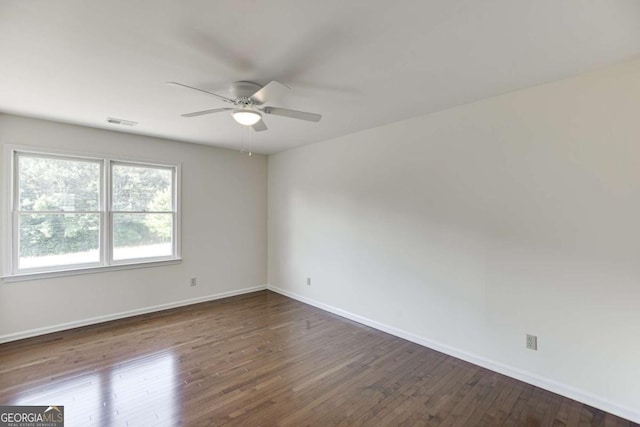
0, 290, 636, 427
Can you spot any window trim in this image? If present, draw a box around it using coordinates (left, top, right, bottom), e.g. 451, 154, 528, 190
2, 145, 181, 280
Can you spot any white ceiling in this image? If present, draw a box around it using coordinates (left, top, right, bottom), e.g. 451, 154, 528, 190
1, 1, 640, 154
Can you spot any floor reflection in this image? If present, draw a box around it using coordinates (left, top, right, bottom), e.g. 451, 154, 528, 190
14, 352, 178, 426
15, 373, 102, 426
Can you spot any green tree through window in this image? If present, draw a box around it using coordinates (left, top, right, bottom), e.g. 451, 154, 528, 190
11, 151, 178, 273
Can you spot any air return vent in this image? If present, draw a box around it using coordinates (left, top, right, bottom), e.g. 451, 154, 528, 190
106, 117, 138, 127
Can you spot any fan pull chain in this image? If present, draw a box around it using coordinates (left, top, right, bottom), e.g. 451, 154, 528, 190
240, 124, 252, 157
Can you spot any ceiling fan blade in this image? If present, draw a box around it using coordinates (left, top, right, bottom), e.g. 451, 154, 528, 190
262, 106, 321, 122
252, 120, 268, 132
181, 107, 232, 118
250, 81, 290, 105
166, 81, 235, 104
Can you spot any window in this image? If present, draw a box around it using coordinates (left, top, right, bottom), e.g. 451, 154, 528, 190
111, 163, 175, 261
7, 148, 179, 277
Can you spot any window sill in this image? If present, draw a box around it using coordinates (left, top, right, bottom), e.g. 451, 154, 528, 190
1, 258, 183, 283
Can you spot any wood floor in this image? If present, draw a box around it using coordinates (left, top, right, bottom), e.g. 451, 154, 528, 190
0, 291, 636, 427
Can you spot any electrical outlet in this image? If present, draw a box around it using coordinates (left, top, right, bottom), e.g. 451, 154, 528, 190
190, 277, 197, 287
306, 277, 311, 286
526, 334, 537, 350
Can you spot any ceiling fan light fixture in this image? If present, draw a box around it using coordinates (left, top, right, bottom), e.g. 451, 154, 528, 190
232, 108, 262, 126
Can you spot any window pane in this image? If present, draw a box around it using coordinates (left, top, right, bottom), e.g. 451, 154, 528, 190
18, 213, 100, 269
112, 165, 173, 211
18, 156, 100, 211
113, 213, 173, 260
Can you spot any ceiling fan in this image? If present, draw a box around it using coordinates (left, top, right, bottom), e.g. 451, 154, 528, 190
167, 80, 322, 131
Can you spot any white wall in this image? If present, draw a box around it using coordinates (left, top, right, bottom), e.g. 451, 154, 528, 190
268, 60, 640, 421
0, 114, 267, 341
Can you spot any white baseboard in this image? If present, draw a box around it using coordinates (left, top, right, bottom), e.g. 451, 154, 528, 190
0, 285, 267, 344
266, 284, 640, 424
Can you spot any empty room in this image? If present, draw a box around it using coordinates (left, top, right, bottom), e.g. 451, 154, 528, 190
1, 1, 639, 426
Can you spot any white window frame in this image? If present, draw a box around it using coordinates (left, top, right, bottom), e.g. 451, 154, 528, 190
2, 145, 181, 281
109, 161, 178, 266
12, 152, 105, 274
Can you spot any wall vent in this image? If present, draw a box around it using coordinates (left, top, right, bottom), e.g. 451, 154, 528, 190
106, 117, 138, 127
